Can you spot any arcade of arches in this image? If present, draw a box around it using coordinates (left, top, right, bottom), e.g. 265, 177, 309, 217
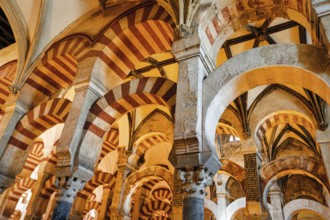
1, 0, 330, 219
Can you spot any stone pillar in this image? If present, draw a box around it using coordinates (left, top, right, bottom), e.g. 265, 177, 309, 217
269, 183, 284, 220
171, 30, 213, 155
55, 58, 100, 177
178, 166, 213, 220
110, 146, 131, 219
51, 177, 85, 220
243, 149, 264, 219
170, 6, 220, 206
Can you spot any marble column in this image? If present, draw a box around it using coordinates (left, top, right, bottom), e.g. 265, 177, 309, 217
215, 174, 230, 220
51, 177, 85, 220
269, 183, 284, 220
178, 166, 213, 220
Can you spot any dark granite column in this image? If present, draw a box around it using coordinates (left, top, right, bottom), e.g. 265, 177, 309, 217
51, 177, 84, 220
178, 166, 213, 220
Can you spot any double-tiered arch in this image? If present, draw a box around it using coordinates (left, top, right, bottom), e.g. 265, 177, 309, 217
203, 44, 330, 155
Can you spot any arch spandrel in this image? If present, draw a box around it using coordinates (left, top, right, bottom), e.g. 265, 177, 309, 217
203, 44, 330, 154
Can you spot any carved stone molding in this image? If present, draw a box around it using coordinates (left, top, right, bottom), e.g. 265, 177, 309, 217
178, 166, 213, 199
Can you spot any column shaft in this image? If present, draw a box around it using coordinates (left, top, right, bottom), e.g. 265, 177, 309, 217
183, 197, 204, 220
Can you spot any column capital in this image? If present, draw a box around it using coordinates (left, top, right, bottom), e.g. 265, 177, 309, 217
178, 166, 213, 199
55, 176, 85, 204
175, 24, 191, 39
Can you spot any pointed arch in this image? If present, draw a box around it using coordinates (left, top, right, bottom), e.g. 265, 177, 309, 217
151, 188, 172, 202
133, 108, 174, 137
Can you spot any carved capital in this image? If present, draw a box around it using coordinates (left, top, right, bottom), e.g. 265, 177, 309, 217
175, 24, 191, 39
178, 166, 213, 199
55, 176, 85, 203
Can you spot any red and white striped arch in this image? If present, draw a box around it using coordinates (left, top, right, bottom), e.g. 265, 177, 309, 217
39, 175, 57, 200
80, 77, 176, 171
84, 200, 101, 215
8, 98, 72, 150
45, 149, 58, 166
129, 132, 170, 167
85, 4, 175, 86
130, 179, 162, 215
21, 140, 44, 174
99, 128, 119, 162
26, 36, 90, 97
255, 111, 316, 148
151, 188, 172, 202
123, 166, 173, 217
85, 77, 176, 138
139, 199, 172, 220
7, 177, 36, 202
77, 171, 116, 200
0, 61, 16, 107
